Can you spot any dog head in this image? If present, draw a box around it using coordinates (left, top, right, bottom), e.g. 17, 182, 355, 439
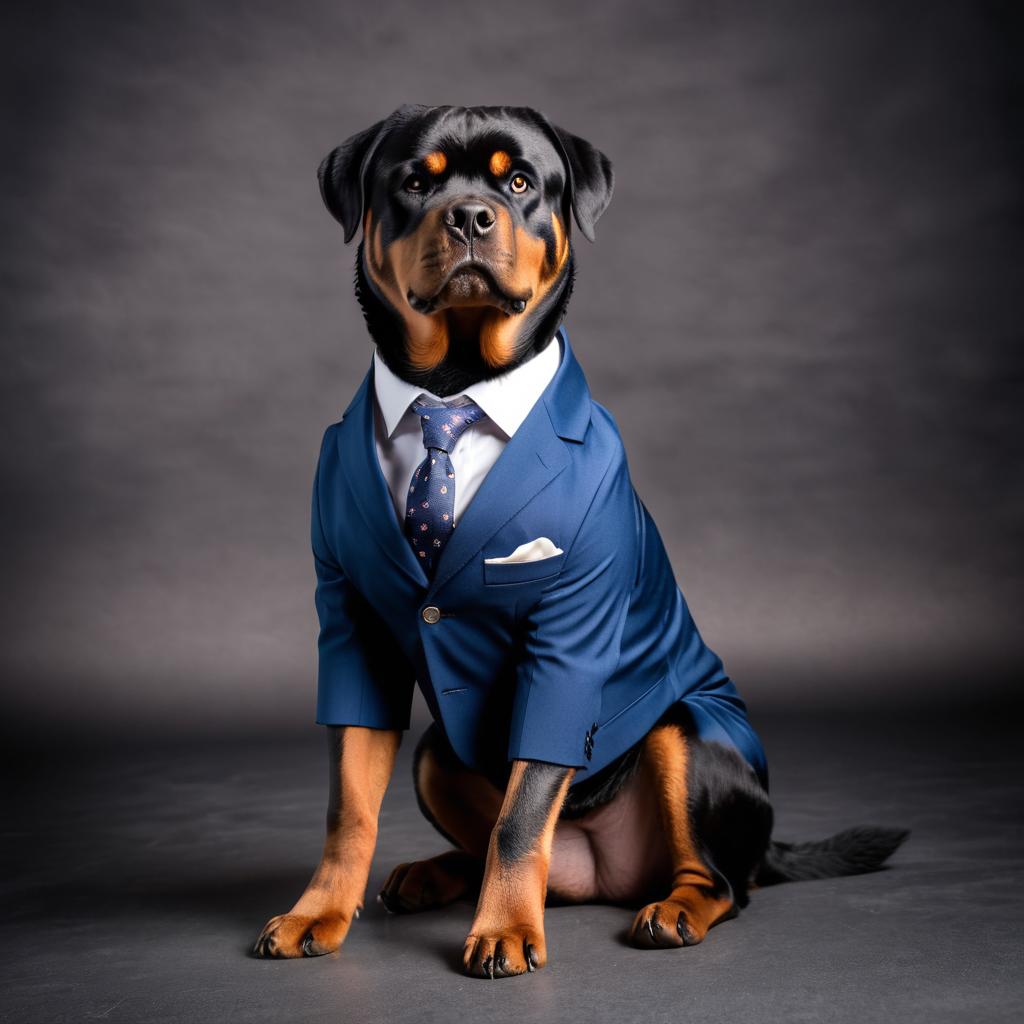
317, 104, 614, 395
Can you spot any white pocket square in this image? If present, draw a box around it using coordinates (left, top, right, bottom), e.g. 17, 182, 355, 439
484, 537, 563, 564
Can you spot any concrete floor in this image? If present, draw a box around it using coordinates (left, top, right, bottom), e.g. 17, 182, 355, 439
3, 706, 1023, 1024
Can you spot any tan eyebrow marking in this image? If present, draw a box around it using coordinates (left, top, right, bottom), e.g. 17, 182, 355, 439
489, 150, 512, 177
423, 151, 447, 175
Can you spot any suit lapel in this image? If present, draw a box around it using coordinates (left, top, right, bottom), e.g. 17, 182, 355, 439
332, 326, 592, 598
428, 327, 590, 594
428, 400, 570, 594
334, 368, 430, 590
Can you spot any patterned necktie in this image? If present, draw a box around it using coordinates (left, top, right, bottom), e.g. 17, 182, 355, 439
404, 398, 487, 577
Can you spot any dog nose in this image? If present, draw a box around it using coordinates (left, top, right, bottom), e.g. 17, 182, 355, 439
444, 200, 496, 242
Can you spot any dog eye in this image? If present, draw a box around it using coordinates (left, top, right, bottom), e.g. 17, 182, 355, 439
509, 174, 529, 194
403, 174, 426, 194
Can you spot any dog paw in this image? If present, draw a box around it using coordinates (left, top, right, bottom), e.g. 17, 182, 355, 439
252, 912, 352, 958
628, 897, 737, 949
628, 900, 694, 948
463, 928, 545, 978
379, 852, 479, 914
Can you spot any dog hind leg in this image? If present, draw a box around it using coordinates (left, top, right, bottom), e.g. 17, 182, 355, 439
379, 724, 502, 913
629, 718, 772, 949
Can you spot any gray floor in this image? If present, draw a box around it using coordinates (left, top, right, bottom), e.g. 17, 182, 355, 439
4, 706, 1023, 1024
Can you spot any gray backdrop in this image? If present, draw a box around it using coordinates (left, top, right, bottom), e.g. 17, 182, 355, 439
2, 0, 1021, 743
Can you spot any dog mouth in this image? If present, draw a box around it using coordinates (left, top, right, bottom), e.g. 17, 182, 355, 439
407, 261, 531, 317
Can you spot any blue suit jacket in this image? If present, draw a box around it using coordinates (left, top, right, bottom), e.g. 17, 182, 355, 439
312, 326, 768, 790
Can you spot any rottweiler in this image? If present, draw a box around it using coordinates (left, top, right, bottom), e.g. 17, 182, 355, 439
253, 104, 908, 978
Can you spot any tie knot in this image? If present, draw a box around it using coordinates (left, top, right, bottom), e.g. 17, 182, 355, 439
411, 398, 486, 453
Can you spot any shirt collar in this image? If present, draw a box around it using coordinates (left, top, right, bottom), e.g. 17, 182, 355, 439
372, 333, 563, 440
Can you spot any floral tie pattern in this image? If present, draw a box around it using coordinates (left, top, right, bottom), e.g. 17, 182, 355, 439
404, 398, 487, 577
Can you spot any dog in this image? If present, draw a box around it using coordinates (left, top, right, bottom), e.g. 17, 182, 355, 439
253, 104, 908, 978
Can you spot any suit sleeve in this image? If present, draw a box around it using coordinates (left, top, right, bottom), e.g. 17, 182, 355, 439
506, 448, 638, 767
312, 427, 416, 731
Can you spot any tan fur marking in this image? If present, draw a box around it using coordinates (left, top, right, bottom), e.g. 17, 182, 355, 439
380, 850, 482, 913
464, 761, 574, 976
477, 223, 564, 369
378, 745, 508, 915
371, 216, 384, 272
477, 314, 518, 369
416, 740, 503, 855
254, 726, 400, 957
364, 202, 571, 374
424, 151, 447, 175
629, 725, 734, 947
549, 212, 569, 274
363, 212, 452, 370
489, 150, 512, 177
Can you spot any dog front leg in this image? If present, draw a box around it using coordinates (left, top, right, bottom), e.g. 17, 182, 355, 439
254, 724, 400, 958
463, 759, 574, 978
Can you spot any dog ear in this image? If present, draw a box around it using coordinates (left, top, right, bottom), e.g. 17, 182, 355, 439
317, 119, 388, 243
527, 112, 614, 243
551, 125, 615, 242
318, 106, 432, 243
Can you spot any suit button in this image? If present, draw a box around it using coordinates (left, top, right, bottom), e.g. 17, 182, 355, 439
421, 605, 441, 624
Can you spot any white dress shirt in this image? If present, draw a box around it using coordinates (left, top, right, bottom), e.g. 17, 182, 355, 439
372, 335, 562, 528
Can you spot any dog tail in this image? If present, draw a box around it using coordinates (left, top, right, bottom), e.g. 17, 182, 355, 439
754, 826, 910, 886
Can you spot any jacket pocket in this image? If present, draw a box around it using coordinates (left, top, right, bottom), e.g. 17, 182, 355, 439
483, 551, 565, 587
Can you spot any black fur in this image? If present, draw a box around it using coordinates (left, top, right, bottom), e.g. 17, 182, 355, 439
683, 728, 774, 909
413, 724, 573, 864
755, 826, 912, 885
338, 106, 909, 906
412, 702, 908, 901
352, 243, 576, 398
495, 762, 573, 864
318, 117, 386, 243
659, 705, 908, 900
318, 104, 606, 398
560, 736, 644, 820
530, 114, 615, 242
